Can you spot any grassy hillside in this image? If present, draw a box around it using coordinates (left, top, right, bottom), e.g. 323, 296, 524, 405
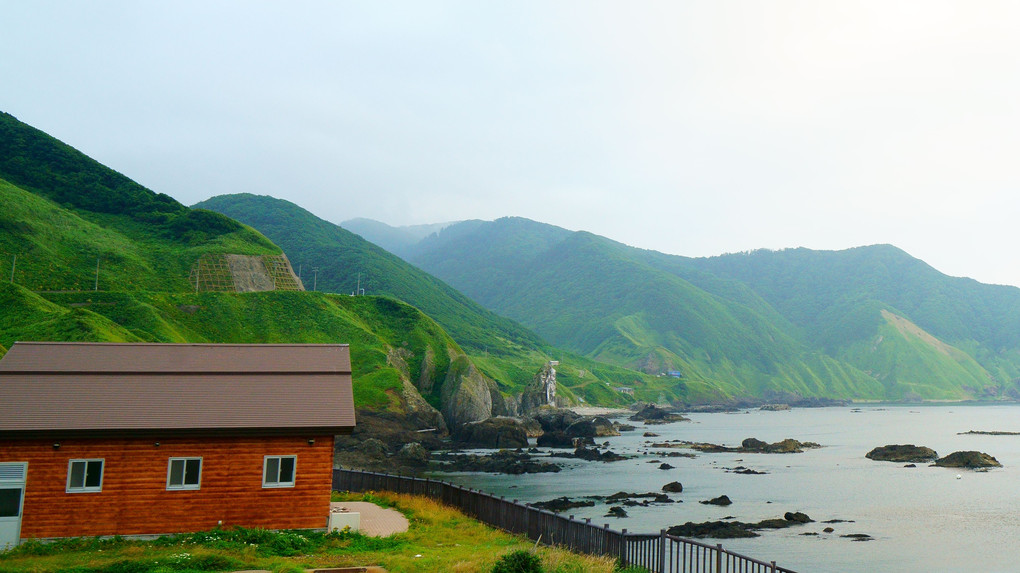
0, 178, 280, 292
55, 289, 461, 412
0, 112, 280, 293
682, 246, 1020, 388
0, 112, 667, 413
408, 219, 884, 400
194, 194, 543, 358
194, 194, 667, 404
0, 112, 460, 416
0, 281, 461, 413
407, 218, 1020, 401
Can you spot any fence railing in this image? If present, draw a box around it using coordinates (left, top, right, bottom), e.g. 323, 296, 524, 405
333, 468, 796, 573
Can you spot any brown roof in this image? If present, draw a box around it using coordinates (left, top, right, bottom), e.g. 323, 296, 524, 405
0, 342, 355, 438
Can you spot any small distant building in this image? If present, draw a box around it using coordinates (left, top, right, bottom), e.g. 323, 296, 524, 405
0, 342, 355, 548
667, 370, 683, 378
614, 387, 635, 396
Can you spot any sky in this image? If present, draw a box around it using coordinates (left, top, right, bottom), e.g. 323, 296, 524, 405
3, 1, 1020, 285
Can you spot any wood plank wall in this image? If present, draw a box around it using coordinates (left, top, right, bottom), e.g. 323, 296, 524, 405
0, 434, 334, 539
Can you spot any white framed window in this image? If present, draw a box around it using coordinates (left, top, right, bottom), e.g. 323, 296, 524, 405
166, 457, 202, 490
262, 455, 296, 488
66, 459, 104, 493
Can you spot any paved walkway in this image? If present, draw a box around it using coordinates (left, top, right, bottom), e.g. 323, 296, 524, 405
330, 501, 409, 537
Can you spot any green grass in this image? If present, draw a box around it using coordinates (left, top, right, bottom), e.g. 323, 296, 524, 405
839, 311, 996, 400
9, 288, 462, 414
402, 217, 1020, 402
0, 492, 631, 573
0, 178, 279, 294
194, 194, 547, 359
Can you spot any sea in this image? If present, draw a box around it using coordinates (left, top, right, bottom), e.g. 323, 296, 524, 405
431, 404, 1020, 573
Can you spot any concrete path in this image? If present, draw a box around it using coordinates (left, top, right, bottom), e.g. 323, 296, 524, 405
330, 501, 409, 537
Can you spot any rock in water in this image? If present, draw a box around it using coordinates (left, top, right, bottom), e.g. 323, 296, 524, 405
454, 417, 529, 449
532, 496, 595, 512
431, 450, 561, 474
701, 495, 732, 506
606, 506, 628, 518
530, 406, 582, 433
535, 430, 575, 448
397, 442, 429, 466
662, 481, 684, 493
935, 450, 1002, 469
629, 404, 690, 424
666, 513, 814, 539
741, 437, 769, 451
359, 438, 390, 457
571, 446, 627, 462
865, 444, 938, 463
784, 511, 813, 524
667, 521, 759, 539
565, 416, 620, 437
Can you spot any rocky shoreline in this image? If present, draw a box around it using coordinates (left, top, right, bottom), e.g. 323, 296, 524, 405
336, 404, 910, 544
337, 404, 1013, 548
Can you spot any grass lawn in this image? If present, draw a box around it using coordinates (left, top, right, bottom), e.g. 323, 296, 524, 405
0, 491, 638, 573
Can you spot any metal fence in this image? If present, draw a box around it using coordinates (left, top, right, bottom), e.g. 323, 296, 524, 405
333, 468, 796, 573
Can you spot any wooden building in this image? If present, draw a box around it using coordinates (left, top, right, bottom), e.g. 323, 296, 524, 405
0, 342, 355, 548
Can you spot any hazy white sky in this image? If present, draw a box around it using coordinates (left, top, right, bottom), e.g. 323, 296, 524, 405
3, 1, 1020, 285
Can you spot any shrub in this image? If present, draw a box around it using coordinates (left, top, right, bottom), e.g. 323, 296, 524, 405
183, 554, 246, 571
492, 549, 544, 573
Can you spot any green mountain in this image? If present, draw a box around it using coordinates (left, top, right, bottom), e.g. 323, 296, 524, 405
193, 194, 671, 405
0, 112, 489, 427
401, 217, 1020, 401
0, 112, 279, 293
677, 246, 1020, 398
0, 112, 666, 425
0, 282, 459, 416
194, 195, 543, 359
340, 217, 456, 259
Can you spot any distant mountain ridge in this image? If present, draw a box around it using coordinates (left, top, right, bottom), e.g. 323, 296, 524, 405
1, 111, 634, 436
9, 101, 1016, 407
360, 216, 1020, 401
195, 196, 543, 358
195, 195, 668, 405
340, 217, 460, 259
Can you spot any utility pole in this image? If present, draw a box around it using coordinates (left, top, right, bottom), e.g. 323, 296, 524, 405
94, 257, 100, 291
10, 254, 15, 283
356, 272, 361, 296
312, 267, 319, 291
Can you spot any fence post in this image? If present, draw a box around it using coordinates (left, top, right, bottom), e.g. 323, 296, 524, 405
620, 528, 628, 564
659, 529, 667, 573
716, 543, 723, 572
771, 561, 777, 573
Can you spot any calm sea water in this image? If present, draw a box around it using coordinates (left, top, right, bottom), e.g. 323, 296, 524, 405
432, 405, 1020, 572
